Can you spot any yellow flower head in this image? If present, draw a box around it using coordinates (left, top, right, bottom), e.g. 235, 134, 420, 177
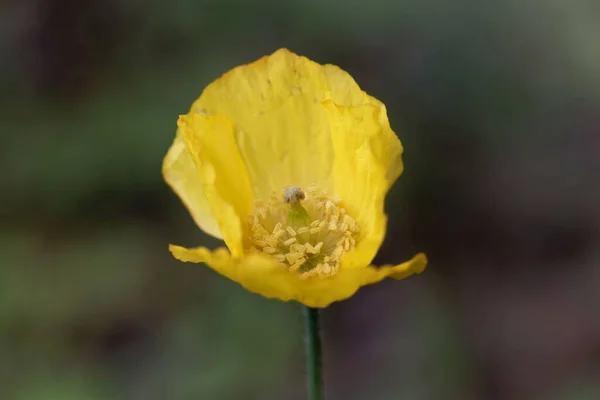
163, 49, 427, 308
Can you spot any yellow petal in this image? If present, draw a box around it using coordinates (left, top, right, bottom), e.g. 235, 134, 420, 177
162, 132, 222, 239
188, 49, 386, 200
302, 252, 427, 307
323, 100, 402, 267
321, 63, 403, 186
169, 244, 302, 303
321, 63, 375, 106
360, 253, 428, 283
177, 113, 254, 257
169, 245, 427, 308
234, 94, 333, 195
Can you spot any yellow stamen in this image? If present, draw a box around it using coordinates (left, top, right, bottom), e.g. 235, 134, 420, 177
289, 257, 307, 272
285, 252, 305, 265
283, 237, 297, 246
248, 185, 360, 278
297, 227, 309, 235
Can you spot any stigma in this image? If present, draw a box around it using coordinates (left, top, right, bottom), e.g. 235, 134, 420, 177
283, 186, 305, 204
247, 185, 360, 278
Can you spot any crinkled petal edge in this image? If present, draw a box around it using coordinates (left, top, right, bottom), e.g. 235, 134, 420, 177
169, 244, 427, 308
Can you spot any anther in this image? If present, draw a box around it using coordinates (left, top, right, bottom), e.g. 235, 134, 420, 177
289, 243, 306, 253
283, 237, 297, 246
289, 257, 307, 272
285, 252, 304, 265
297, 227, 309, 235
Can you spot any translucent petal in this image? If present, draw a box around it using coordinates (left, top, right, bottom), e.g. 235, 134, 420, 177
162, 132, 222, 239
323, 100, 403, 268
177, 113, 254, 257
189, 49, 386, 200
322, 64, 403, 186
169, 245, 304, 303
170, 245, 427, 308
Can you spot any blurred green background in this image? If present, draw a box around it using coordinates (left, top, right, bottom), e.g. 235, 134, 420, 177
1, 1, 599, 399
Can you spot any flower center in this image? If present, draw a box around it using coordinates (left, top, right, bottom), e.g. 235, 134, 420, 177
247, 185, 360, 278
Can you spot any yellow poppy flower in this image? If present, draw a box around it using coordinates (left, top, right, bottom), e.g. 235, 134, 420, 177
163, 49, 427, 308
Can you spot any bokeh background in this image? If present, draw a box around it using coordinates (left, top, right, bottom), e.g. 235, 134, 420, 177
1, 1, 599, 399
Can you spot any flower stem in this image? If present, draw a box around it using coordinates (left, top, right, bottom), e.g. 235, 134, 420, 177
303, 306, 323, 400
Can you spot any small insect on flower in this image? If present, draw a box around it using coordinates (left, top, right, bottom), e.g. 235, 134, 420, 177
163, 49, 427, 308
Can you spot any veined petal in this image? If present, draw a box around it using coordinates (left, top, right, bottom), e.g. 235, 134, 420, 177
230, 93, 333, 196
322, 64, 403, 186
169, 244, 303, 303
322, 253, 427, 307
177, 113, 254, 257
312, 253, 426, 307
189, 49, 385, 200
360, 253, 427, 283
324, 100, 403, 267
288, 255, 426, 308
322, 63, 374, 106
170, 246, 426, 308
162, 132, 222, 239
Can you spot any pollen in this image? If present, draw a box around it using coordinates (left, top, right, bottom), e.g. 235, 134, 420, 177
247, 185, 360, 278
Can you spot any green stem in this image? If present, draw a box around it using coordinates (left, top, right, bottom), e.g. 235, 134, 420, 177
303, 306, 323, 400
